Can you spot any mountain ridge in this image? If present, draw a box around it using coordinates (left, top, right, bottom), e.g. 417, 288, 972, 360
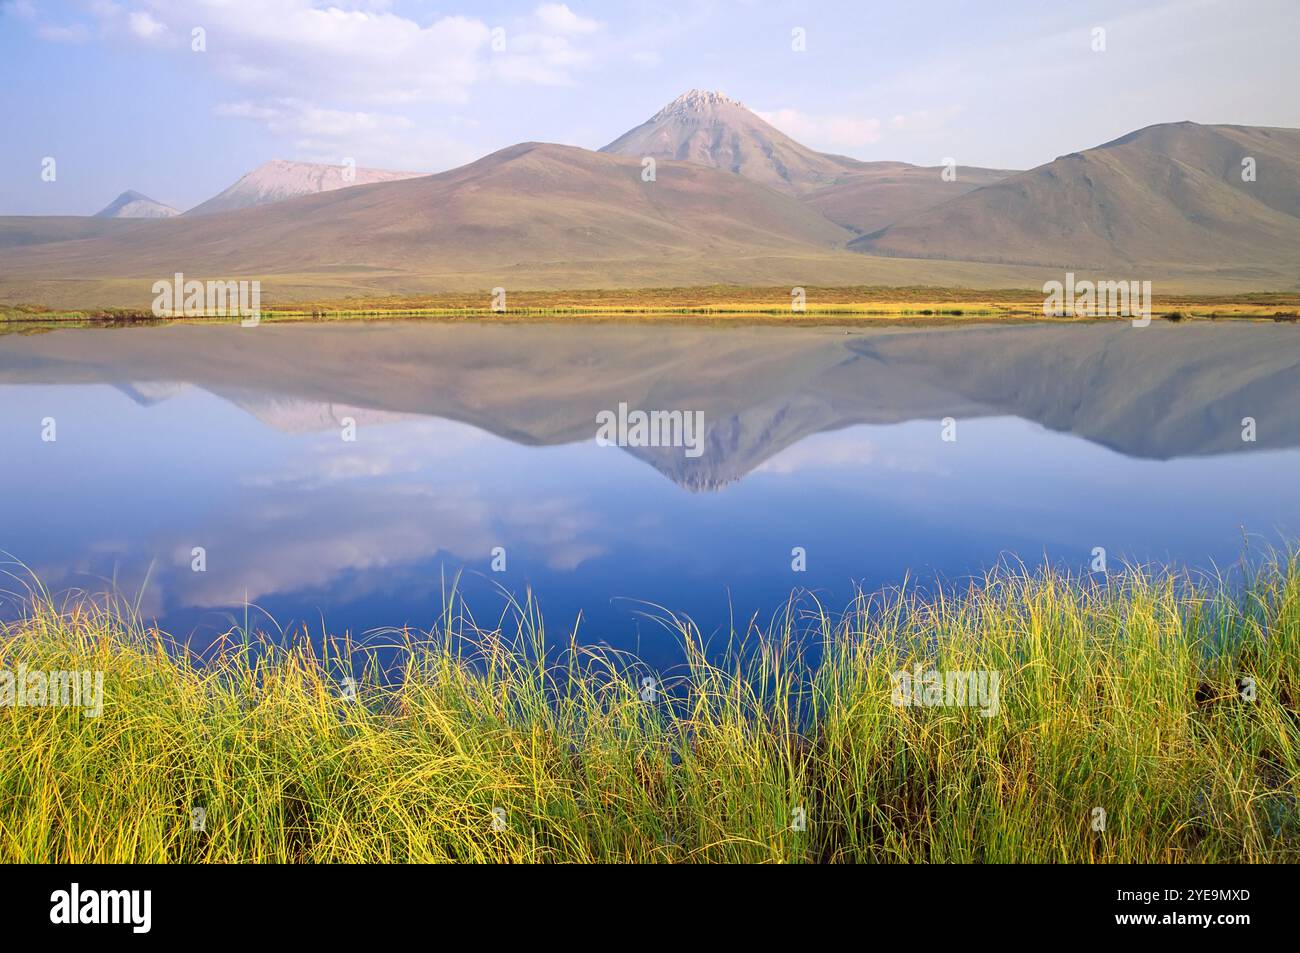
183, 159, 426, 216
601, 89, 1019, 234
0, 142, 852, 281
852, 121, 1300, 268
94, 190, 179, 219
1, 95, 1297, 300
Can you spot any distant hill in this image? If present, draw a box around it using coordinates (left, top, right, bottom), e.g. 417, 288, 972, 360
0, 217, 138, 249
801, 163, 1015, 236
184, 159, 425, 216
94, 190, 178, 219
1, 97, 1297, 304
0, 142, 852, 287
852, 122, 1300, 268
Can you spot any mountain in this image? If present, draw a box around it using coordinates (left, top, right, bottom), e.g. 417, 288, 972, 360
601, 89, 1018, 233
800, 163, 1015, 236
3, 101, 1297, 305
184, 159, 425, 216
3, 323, 1298, 494
600, 89, 868, 194
94, 190, 179, 219
852, 122, 1300, 268
0, 217, 138, 249
0, 142, 852, 281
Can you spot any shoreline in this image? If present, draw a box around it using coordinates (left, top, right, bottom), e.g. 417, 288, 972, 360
3, 557, 1297, 863
3, 282, 1299, 328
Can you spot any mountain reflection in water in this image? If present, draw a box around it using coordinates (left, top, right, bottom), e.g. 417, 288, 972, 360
2, 319, 1297, 663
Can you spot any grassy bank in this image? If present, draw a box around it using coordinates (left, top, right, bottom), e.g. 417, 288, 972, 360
3, 284, 1299, 326
2, 557, 1298, 863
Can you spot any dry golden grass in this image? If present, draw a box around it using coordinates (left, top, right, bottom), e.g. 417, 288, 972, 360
3, 284, 1298, 327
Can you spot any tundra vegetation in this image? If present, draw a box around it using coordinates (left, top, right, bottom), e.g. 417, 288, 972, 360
2, 552, 1298, 863
2, 285, 1298, 327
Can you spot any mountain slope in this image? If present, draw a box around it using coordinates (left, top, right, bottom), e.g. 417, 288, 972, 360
1, 143, 852, 280
601, 90, 868, 194
94, 190, 179, 219
602, 89, 1018, 233
184, 159, 424, 216
5, 113, 1297, 302
0, 217, 141, 249
852, 122, 1300, 268
801, 163, 1015, 235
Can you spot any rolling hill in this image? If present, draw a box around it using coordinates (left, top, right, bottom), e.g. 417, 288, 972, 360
852, 122, 1300, 269
0, 216, 140, 249
801, 162, 1014, 236
183, 159, 425, 216
1, 95, 1297, 305
0, 142, 854, 285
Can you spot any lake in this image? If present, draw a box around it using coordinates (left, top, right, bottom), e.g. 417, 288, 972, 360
2, 319, 1298, 667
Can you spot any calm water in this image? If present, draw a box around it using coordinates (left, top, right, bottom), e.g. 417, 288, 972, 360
2, 319, 1298, 666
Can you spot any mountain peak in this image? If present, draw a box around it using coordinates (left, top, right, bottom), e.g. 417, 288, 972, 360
93, 190, 179, 219
654, 89, 745, 118
602, 89, 865, 194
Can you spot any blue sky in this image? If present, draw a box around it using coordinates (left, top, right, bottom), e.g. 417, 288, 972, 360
3, 0, 1298, 215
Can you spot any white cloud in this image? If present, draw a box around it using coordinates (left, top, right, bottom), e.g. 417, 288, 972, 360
215, 98, 477, 171
756, 430, 936, 477
85, 1, 604, 103
888, 107, 962, 132
756, 108, 883, 153
127, 9, 165, 40
9, 0, 609, 170
126, 3, 492, 105
48, 1, 606, 163
138, 416, 605, 605
284, 104, 415, 143
534, 3, 600, 35
488, 5, 604, 85
494, 29, 596, 86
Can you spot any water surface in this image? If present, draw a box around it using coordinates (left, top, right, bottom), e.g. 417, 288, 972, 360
2, 319, 1298, 666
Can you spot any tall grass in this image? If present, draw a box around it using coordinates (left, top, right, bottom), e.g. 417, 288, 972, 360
1, 555, 1297, 863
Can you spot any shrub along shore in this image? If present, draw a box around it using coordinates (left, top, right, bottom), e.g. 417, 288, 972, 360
1, 555, 1298, 863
